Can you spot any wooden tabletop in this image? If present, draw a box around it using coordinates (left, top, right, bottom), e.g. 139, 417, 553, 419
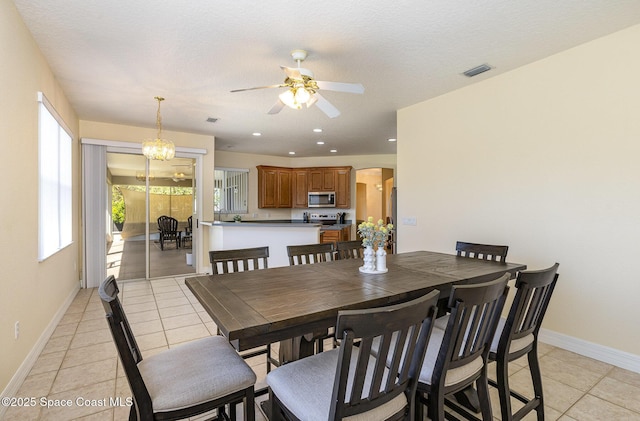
186, 250, 526, 351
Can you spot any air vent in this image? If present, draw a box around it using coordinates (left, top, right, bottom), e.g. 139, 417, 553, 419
463, 64, 492, 78
206, 117, 219, 123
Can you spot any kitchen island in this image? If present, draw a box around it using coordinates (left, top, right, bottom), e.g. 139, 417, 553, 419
201, 221, 323, 269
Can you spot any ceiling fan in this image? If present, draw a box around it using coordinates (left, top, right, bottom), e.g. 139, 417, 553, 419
231, 50, 364, 118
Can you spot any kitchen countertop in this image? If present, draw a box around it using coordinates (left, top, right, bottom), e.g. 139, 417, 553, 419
202, 220, 352, 230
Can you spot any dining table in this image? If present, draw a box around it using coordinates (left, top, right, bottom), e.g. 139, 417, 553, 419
186, 250, 526, 354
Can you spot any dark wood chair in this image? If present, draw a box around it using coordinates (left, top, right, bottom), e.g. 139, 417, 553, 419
286, 242, 335, 265
284, 242, 336, 358
157, 215, 181, 250
416, 274, 510, 421
455, 241, 509, 262
182, 215, 193, 248
209, 246, 269, 274
267, 290, 441, 421
209, 247, 276, 373
488, 263, 560, 421
335, 240, 364, 260
99, 275, 256, 421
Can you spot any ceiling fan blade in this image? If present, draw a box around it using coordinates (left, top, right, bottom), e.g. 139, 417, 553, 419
281, 66, 303, 80
268, 99, 286, 115
230, 84, 286, 93
306, 95, 318, 107
315, 81, 365, 94
313, 92, 340, 118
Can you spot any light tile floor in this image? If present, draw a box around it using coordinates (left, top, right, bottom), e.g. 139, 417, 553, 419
3, 276, 640, 421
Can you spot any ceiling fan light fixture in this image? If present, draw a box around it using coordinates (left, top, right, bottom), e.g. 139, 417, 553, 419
279, 89, 301, 109
142, 97, 175, 161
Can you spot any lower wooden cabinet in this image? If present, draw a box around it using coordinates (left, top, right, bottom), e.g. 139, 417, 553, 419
320, 226, 351, 245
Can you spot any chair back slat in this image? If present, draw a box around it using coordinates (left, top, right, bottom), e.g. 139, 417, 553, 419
209, 246, 269, 274
329, 290, 440, 420
336, 240, 364, 260
456, 241, 509, 262
287, 243, 335, 266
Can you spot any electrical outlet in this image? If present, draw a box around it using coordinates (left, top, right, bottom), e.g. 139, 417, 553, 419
402, 216, 417, 226
14, 321, 19, 339
252, 213, 258, 218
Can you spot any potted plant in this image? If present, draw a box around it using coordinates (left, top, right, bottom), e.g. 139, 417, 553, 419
112, 188, 126, 231
233, 214, 242, 223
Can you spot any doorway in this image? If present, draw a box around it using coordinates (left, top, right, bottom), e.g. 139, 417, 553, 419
355, 168, 394, 225
107, 152, 197, 281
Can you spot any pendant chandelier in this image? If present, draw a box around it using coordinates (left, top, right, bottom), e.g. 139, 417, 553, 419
142, 96, 175, 161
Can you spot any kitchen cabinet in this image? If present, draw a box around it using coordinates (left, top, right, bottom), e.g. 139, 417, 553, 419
257, 166, 292, 208
320, 226, 351, 245
308, 168, 336, 192
334, 167, 351, 208
291, 169, 309, 208
258, 165, 351, 209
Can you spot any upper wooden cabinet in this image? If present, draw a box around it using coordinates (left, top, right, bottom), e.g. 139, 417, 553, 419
258, 165, 351, 209
308, 168, 336, 192
257, 166, 292, 208
292, 169, 309, 208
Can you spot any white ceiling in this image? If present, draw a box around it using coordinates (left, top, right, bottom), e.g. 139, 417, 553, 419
13, 0, 640, 158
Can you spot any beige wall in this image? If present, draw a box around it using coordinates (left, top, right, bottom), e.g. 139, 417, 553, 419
398, 24, 640, 356
1, 0, 80, 392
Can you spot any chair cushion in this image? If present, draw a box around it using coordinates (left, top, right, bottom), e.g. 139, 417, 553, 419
267, 348, 407, 421
418, 328, 484, 387
490, 317, 535, 355
137, 336, 256, 412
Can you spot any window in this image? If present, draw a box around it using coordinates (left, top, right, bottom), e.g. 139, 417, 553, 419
214, 168, 248, 214
38, 92, 73, 261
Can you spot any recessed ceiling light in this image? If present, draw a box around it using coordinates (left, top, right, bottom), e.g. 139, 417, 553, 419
317, 141, 325, 145
388, 138, 397, 142
252, 132, 261, 136
330, 149, 337, 153
288, 151, 295, 155
313, 128, 323, 133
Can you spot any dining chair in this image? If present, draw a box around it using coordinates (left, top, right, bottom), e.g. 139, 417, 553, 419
209, 246, 269, 274
284, 242, 336, 357
488, 263, 559, 421
455, 241, 509, 262
335, 240, 364, 260
415, 274, 510, 421
267, 289, 441, 421
182, 215, 193, 248
286, 242, 335, 265
157, 215, 181, 250
99, 275, 256, 421
209, 246, 277, 373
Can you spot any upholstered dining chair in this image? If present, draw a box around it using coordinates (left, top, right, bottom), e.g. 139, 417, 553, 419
335, 240, 364, 260
99, 275, 256, 421
157, 215, 181, 250
286, 242, 335, 265
267, 289, 441, 421
455, 241, 509, 263
415, 274, 510, 421
488, 263, 560, 421
209, 246, 277, 373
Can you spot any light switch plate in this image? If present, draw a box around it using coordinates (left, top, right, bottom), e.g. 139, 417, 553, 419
402, 217, 417, 226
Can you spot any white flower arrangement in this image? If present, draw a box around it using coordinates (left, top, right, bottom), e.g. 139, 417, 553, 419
357, 216, 394, 249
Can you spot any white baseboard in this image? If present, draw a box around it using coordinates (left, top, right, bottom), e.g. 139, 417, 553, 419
0, 283, 80, 418
539, 328, 640, 374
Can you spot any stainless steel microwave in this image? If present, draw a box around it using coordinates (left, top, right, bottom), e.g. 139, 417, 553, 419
308, 192, 336, 207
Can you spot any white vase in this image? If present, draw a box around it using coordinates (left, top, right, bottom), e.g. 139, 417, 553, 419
376, 247, 387, 272
363, 245, 376, 271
